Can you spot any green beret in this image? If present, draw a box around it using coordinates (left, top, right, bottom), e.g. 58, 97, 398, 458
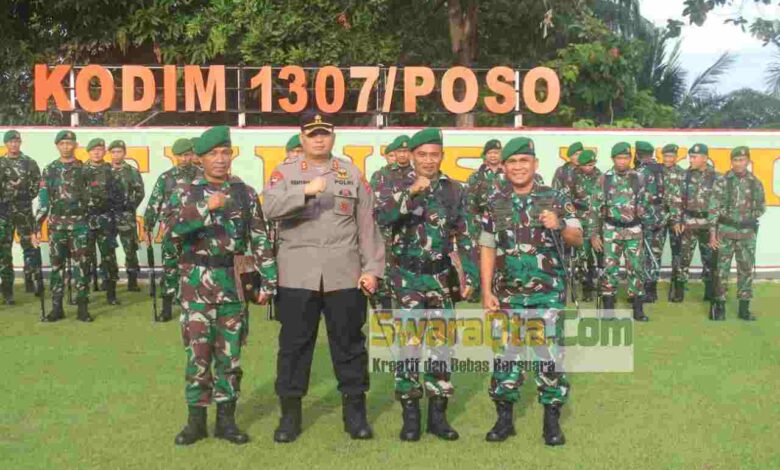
108, 140, 126, 151
385, 135, 410, 154
3, 130, 20, 143
481, 139, 502, 158
285, 134, 301, 151
171, 138, 194, 156
635, 141, 655, 155
501, 137, 535, 161
54, 130, 76, 144
194, 125, 231, 156
409, 128, 443, 151
567, 142, 583, 157
689, 143, 708, 156
662, 144, 679, 155
731, 146, 750, 159
86, 138, 105, 152
577, 149, 596, 165
611, 142, 631, 158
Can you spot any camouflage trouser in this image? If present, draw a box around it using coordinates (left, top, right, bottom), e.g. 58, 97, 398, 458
87, 227, 119, 283
576, 234, 598, 291
161, 234, 181, 298
680, 226, 715, 285
642, 225, 664, 284
0, 208, 37, 281
374, 261, 394, 310
392, 268, 455, 400
659, 223, 683, 282
489, 302, 570, 406
116, 211, 139, 274
181, 301, 246, 407
715, 235, 756, 301
49, 224, 90, 300
602, 234, 644, 298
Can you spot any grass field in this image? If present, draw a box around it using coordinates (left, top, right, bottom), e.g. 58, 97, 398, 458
2, 281, 779, 469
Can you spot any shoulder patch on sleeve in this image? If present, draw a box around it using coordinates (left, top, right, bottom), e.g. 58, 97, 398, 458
269, 170, 284, 188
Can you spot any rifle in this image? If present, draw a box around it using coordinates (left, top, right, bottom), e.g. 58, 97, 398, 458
35, 247, 46, 321
91, 238, 99, 291
595, 251, 605, 313
147, 244, 158, 322
549, 228, 580, 314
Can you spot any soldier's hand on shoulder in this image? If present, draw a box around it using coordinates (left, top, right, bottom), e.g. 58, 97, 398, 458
304, 177, 327, 196
207, 192, 227, 211
409, 176, 431, 195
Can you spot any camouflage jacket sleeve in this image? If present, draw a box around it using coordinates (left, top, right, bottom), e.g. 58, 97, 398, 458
143, 174, 168, 229
28, 159, 42, 202
169, 185, 209, 238
262, 167, 307, 221
588, 175, 605, 237
664, 171, 682, 226
374, 178, 420, 229
369, 168, 384, 193
752, 176, 766, 221
248, 188, 278, 295
454, 187, 479, 292
551, 166, 564, 191
130, 168, 145, 211
707, 177, 725, 235
35, 168, 50, 230
636, 173, 656, 227
357, 176, 385, 278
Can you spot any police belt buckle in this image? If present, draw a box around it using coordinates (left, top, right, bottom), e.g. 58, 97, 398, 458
234, 254, 263, 304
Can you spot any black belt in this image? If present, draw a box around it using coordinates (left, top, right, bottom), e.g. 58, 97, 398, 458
399, 257, 451, 275
718, 216, 758, 230
180, 253, 235, 268
605, 217, 640, 228
685, 210, 707, 218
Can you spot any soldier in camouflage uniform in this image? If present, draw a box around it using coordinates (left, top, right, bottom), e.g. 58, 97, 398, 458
170, 126, 277, 446
660, 144, 686, 302
143, 138, 202, 322
374, 127, 478, 442
633, 141, 667, 303
590, 142, 653, 321
285, 134, 304, 159
551, 142, 582, 193
370, 134, 412, 309
465, 139, 504, 241
108, 140, 145, 291
0, 157, 10, 302
708, 146, 765, 321
1, 130, 42, 302
34, 130, 92, 322
480, 137, 582, 446
83, 138, 121, 305
675, 143, 721, 303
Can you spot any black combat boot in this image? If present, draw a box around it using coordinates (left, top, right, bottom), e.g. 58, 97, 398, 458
342, 394, 373, 440
427, 396, 459, 440
632, 296, 648, 322
670, 280, 685, 303
717, 300, 727, 320
485, 401, 515, 442
45, 296, 65, 322
2, 278, 15, 305
77, 297, 93, 322
703, 280, 713, 301
708, 301, 718, 321
34, 276, 43, 298
214, 401, 249, 444
273, 397, 302, 443
25, 273, 35, 293
159, 295, 174, 322
648, 281, 658, 303
127, 271, 140, 292
399, 398, 421, 441
100, 279, 108, 291
600, 295, 616, 320
542, 404, 566, 446
175, 406, 208, 445
738, 300, 756, 321
106, 281, 120, 305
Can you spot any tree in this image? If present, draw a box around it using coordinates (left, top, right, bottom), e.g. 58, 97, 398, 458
677, 52, 736, 127
677, 0, 780, 47
702, 88, 780, 128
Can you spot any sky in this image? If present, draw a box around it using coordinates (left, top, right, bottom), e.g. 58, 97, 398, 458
640, 0, 779, 94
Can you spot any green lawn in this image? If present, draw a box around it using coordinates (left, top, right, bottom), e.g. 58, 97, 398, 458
1, 281, 779, 469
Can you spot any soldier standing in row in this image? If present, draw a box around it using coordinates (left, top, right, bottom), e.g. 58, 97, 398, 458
170, 125, 276, 446
465, 139, 504, 241
708, 146, 765, 321
263, 112, 384, 443
374, 127, 479, 442
34, 130, 92, 322
590, 142, 653, 321
144, 138, 201, 322
660, 144, 686, 302
480, 136, 582, 446
676, 144, 721, 303
83, 138, 121, 305
633, 141, 666, 303
1, 130, 41, 303
567, 149, 602, 302
109, 140, 145, 292
551, 142, 581, 192
285, 134, 304, 159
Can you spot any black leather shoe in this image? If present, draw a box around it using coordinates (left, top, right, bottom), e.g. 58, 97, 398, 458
485, 401, 515, 442
426, 396, 458, 440
214, 401, 249, 444
274, 397, 302, 443
399, 398, 421, 441
543, 404, 566, 446
342, 394, 373, 439
175, 406, 208, 445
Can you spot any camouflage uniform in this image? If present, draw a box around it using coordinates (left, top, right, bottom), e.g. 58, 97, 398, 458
169, 175, 277, 407
678, 166, 721, 293
0, 151, 40, 298
661, 163, 685, 286
480, 179, 577, 406
551, 162, 576, 193
111, 162, 145, 282
709, 171, 765, 302
566, 165, 602, 299
144, 163, 202, 299
0, 160, 11, 298
374, 170, 478, 400
36, 159, 91, 306
589, 169, 653, 300
634, 152, 667, 300
84, 160, 121, 292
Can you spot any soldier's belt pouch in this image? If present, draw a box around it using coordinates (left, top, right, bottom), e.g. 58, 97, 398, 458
605, 217, 640, 228
399, 257, 451, 275
180, 253, 235, 268
241, 271, 264, 305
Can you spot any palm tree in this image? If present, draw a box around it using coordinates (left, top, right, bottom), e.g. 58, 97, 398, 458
638, 29, 688, 106
766, 51, 780, 97
678, 52, 737, 127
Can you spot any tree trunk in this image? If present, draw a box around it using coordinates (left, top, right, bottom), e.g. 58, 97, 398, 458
447, 0, 477, 127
